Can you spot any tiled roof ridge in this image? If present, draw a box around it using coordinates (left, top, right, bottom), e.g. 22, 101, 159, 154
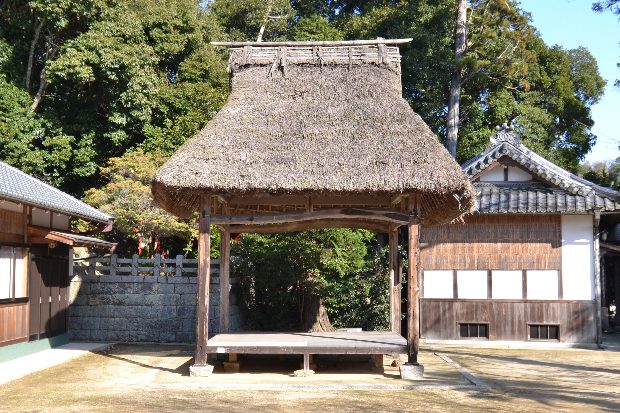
462, 125, 620, 202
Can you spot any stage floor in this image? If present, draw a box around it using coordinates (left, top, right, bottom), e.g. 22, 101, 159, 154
206, 331, 407, 355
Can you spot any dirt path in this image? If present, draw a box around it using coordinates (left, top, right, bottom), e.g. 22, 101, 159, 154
1, 344, 618, 412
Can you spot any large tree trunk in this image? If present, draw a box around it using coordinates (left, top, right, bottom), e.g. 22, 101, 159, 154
301, 293, 335, 332
256, 0, 274, 42
446, 0, 468, 158
26, 19, 45, 91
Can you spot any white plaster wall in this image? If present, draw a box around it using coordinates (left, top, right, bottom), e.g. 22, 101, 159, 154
479, 166, 505, 182
508, 166, 532, 181
31, 208, 50, 227
423, 270, 453, 298
457, 270, 487, 299
561, 215, 594, 300
0, 246, 11, 298
52, 213, 70, 230
0, 200, 23, 213
527, 270, 559, 300
491, 270, 523, 299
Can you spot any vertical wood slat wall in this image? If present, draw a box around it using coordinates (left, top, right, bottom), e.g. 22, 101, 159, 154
421, 215, 561, 270
0, 303, 29, 345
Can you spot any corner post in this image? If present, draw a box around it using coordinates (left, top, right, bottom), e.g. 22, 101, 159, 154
389, 225, 401, 334
190, 195, 214, 377
401, 195, 424, 380
219, 225, 231, 333
593, 209, 603, 346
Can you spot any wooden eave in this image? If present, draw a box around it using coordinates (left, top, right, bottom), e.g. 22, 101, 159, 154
27, 226, 116, 250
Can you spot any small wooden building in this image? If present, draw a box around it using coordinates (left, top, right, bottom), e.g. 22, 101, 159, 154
420, 125, 620, 344
0, 160, 114, 356
152, 39, 476, 376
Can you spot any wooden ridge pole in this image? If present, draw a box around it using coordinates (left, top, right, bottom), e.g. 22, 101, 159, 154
194, 195, 212, 367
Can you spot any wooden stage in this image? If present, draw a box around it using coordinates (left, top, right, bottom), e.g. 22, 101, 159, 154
206, 331, 407, 355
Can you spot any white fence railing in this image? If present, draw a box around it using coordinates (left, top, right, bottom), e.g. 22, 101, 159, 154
73, 254, 220, 277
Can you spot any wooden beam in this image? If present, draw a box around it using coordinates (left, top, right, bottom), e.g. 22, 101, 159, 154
211, 39, 413, 47
228, 218, 393, 234
220, 193, 393, 207
27, 226, 75, 245
219, 225, 231, 334
195, 195, 212, 366
211, 208, 409, 226
389, 225, 401, 334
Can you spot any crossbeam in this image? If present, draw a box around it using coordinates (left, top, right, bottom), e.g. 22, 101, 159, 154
228, 218, 393, 234
211, 208, 409, 226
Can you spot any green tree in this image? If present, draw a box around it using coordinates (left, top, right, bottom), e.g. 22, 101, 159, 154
83, 149, 207, 257
233, 229, 389, 331
337, 0, 605, 169
0, 0, 229, 194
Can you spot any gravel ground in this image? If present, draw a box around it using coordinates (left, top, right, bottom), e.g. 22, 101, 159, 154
1, 343, 618, 412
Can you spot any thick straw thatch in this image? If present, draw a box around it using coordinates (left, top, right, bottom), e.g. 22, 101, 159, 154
153, 42, 475, 225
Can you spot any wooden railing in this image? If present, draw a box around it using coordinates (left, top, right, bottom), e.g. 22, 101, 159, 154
73, 254, 220, 277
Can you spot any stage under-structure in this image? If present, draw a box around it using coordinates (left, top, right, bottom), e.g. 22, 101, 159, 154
207, 331, 408, 371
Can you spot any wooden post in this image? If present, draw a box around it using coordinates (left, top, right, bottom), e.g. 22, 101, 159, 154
153, 254, 161, 277
131, 254, 138, 276
110, 254, 117, 276
407, 197, 421, 365
407, 219, 421, 364
593, 210, 602, 345
175, 254, 183, 277
389, 225, 401, 334
194, 195, 212, 367
220, 225, 231, 333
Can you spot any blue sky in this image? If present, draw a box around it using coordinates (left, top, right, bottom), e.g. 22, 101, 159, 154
517, 0, 620, 163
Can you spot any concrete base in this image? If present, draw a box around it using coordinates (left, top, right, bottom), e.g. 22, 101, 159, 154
189, 364, 214, 377
223, 361, 240, 373
293, 369, 315, 377
400, 363, 424, 380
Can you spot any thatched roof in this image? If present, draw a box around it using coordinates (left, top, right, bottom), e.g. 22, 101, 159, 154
153, 40, 475, 225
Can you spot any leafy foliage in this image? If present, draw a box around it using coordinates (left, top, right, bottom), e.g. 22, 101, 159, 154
83, 149, 207, 257
579, 158, 620, 189
232, 229, 389, 331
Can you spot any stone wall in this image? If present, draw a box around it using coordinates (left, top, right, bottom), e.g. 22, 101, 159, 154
68, 273, 241, 343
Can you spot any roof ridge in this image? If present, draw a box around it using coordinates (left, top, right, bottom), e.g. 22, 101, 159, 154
462, 125, 620, 202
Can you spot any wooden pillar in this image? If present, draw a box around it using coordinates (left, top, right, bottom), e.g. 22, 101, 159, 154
219, 225, 231, 333
593, 210, 602, 345
407, 218, 421, 364
194, 195, 212, 366
389, 225, 401, 334
615, 260, 620, 320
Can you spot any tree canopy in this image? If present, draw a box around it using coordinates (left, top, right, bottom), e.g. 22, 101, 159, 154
0, 0, 608, 244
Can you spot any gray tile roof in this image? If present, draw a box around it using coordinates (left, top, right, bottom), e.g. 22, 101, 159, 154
0, 160, 113, 224
473, 182, 620, 214
462, 125, 620, 214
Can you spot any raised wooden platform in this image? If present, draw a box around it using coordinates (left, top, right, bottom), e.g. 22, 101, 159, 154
206, 331, 407, 355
